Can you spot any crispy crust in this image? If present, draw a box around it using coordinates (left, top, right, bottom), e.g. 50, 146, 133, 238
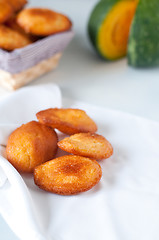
0, 24, 32, 50
16, 8, 72, 36
6, 121, 58, 173
0, 1, 13, 24
58, 133, 113, 160
34, 155, 102, 195
36, 108, 97, 135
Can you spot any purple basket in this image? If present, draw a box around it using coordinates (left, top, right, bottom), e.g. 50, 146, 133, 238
0, 30, 74, 74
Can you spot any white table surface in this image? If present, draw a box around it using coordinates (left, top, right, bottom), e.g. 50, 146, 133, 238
1, 0, 159, 239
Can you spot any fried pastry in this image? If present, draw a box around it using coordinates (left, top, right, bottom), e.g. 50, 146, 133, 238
6, 15, 26, 33
36, 108, 97, 135
0, 1, 13, 24
0, 24, 32, 50
7, 0, 27, 12
5, 15, 37, 42
34, 155, 102, 195
6, 121, 58, 173
58, 133, 113, 160
16, 8, 72, 36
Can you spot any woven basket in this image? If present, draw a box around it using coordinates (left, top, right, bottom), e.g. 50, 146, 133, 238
0, 30, 73, 90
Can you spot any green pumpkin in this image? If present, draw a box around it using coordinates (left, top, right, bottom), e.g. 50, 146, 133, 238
88, 0, 138, 60
128, 0, 159, 67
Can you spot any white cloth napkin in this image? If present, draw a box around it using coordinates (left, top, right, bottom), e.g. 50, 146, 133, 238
0, 83, 62, 240
0, 84, 159, 240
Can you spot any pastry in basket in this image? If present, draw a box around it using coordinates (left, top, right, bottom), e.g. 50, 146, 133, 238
7, 0, 27, 12
36, 108, 97, 135
0, 0, 13, 24
58, 133, 113, 160
5, 15, 38, 42
16, 8, 72, 36
0, 24, 32, 50
6, 121, 58, 173
34, 155, 102, 195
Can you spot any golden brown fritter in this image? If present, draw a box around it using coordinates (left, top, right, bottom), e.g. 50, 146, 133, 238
0, 24, 31, 50
34, 155, 102, 195
6, 121, 58, 173
5, 15, 37, 42
6, 15, 26, 33
58, 133, 113, 160
36, 108, 97, 135
7, 0, 27, 12
16, 8, 72, 36
0, 0, 13, 24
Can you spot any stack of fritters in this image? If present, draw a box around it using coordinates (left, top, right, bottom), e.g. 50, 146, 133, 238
0, 0, 72, 51
6, 108, 113, 195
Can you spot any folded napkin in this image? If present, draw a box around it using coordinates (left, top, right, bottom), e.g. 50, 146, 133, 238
0, 83, 62, 240
0, 84, 159, 240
